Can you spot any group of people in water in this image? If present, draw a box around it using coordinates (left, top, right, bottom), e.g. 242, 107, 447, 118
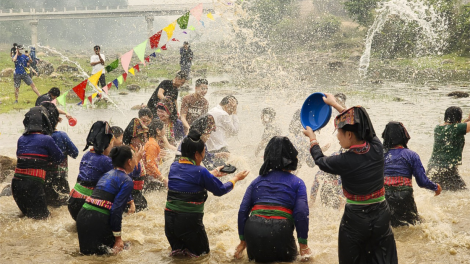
6, 66, 470, 263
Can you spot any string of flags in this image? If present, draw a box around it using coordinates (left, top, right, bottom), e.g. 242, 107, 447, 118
56, 3, 216, 107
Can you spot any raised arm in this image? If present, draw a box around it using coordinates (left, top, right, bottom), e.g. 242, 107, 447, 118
323, 93, 345, 113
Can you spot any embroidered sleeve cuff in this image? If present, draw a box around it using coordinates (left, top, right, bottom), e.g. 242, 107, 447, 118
239, 235, 245, 241
298, 238, 308, 245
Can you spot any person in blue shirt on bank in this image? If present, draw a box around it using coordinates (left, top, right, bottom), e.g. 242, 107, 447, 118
165, 130, 249, 257
12, 47, 40, 103
76, 145, 142, 255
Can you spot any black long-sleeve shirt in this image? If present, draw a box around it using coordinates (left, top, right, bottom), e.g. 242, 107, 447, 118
310, 136, 384, 195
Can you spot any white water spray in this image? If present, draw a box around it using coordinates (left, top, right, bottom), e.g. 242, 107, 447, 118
36, 44, 123, 114
36, 44, 89, 78
359, 0, 448, 76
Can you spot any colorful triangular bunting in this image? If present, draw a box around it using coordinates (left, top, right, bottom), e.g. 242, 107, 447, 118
121, 50, 133, 73
88, 69, 103, 87
123, 72, 128, 82
105, 59, 119, 73
133, 40, 148, 65
190, 3, 203, 21
149, 30, 162, 49
72, 80, 87, 102
134, 64, 140, 72
207, 12, 214, 20
177, 12, 190, 29
56, 91, 68, 107
113, 79, 119, 89
117, 75, 123, 84
163, 21, 177, 40
129, 68, 135, 76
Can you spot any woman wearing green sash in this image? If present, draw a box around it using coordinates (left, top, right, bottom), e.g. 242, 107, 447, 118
68, 121, 114, 220
76, 145, 139, 255
165, 130, 249, 257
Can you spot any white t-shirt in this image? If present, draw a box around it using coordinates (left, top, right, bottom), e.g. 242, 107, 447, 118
90, 54, 106, 74
206, 105, 240, 151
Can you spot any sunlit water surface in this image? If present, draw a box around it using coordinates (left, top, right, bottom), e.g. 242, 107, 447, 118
1, 79, 470, 263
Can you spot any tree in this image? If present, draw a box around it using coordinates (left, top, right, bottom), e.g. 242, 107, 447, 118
344, 0, 380, 27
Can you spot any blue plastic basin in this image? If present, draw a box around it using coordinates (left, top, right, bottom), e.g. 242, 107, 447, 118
300, 92, 332, 131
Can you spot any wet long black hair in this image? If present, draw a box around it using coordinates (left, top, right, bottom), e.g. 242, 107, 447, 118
444, 106, 462, 124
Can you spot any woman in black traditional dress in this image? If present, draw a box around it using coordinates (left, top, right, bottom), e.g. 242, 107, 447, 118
304, 93, 398, 264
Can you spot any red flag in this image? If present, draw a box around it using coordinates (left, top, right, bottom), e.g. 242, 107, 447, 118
145, 57, 150, 63
123, 72, 128, 82
171, 38, 179, 42
73, 80, 87, 101
103, 84, 111, 95
88, 95, 92, 103
149, 31, 162, 49
134, 64, 140, 72
161, 44, 167, 50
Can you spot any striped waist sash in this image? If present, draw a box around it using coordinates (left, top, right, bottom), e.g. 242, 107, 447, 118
343, 187, 385, 204
133, 180, 144, 191
251, 204, 294, 221
85, 196, 113, 210
69, 183, 94, 199
384, 176, 412, 187
14, 168, 46, 180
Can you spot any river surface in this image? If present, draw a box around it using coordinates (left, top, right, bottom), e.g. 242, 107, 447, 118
1, 78, 470, 263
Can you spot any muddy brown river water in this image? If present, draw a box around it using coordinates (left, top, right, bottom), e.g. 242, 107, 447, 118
1, 79, 470, 263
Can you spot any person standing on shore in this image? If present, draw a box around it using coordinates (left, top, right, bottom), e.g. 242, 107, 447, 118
180, 79, 209, 134
12, 47, 41, 103
180, 41, 193, 77
90, 45, 106, 88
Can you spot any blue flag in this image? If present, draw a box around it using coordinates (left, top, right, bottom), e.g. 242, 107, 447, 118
113, 79, 119, 89
150, 52, 157, 58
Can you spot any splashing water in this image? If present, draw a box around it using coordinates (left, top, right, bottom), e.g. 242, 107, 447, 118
36, 44, 124, 114
359, 0, 448, 76
36, 44, 89, 78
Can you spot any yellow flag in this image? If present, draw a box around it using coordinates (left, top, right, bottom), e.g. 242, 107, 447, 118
207, 12, 214, 20
129, 68, 135, 76
163, 21, 177, 40
88, 69, 103, 87
92, 93, 98, 99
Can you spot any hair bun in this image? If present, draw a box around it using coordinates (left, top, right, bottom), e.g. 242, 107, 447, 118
109, 147, 119, 158
188, 130, 201, 141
